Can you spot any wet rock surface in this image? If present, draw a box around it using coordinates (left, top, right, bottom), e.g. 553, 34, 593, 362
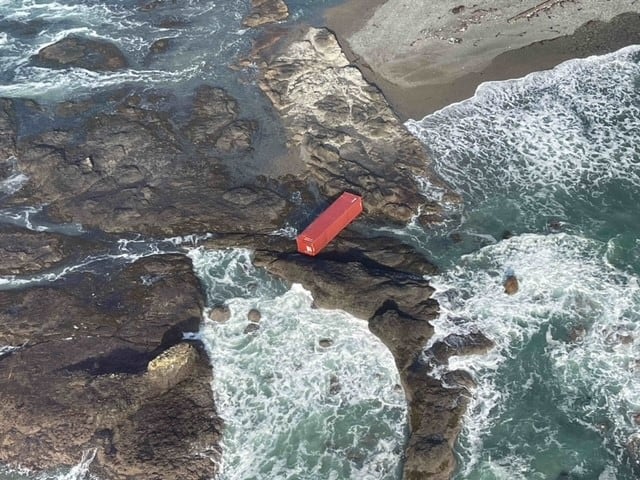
31, 36, 129, 71
253, 233, 479, 480
4, 91, 290, 236
0, 224, 100, 276
243, 0, 289, 28
0, 255, 220, 479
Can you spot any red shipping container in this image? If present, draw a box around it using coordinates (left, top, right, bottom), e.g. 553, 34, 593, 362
296, 192, 363, 256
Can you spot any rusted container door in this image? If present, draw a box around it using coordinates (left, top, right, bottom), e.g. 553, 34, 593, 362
296, 192, 363, 256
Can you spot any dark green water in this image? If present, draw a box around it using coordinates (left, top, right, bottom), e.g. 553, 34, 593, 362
406, 45, 640, 479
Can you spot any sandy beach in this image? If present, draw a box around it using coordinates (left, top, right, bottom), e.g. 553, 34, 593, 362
326, 1, 640, 119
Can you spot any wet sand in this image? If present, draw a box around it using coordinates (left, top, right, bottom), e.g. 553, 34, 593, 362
325, 1, 640, 120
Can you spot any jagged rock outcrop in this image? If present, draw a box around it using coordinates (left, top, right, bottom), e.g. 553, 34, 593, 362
32, 37, 129, 71
253, 232, 479, 480
243, 0, 289, 27
3, 92, 290, 236
250, 26, 458, 226
255, 248, 435, 320
426, 332, 495, 365
0, 255, 221, 479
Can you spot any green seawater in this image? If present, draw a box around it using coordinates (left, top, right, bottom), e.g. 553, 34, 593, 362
407, 45, 640, 479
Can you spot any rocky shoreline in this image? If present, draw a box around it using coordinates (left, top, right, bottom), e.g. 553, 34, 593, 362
1, 1, 639, 479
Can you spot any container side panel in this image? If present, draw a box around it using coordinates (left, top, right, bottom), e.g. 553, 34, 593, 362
296, 192, 363, 256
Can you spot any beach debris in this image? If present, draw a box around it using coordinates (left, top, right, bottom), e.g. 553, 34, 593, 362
451, 5, 465, 14
508, 0, 574, 23
296, 192, 363, 256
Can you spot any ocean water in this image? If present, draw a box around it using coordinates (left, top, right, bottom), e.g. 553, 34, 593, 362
406, 45, 640, 479
1, 1, 639, 479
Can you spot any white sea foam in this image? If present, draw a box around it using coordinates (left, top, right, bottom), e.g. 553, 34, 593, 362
0, 0, 250, 100
406, 45, 640, 223
190, 248, 406, 479
0, 448, 97, 480
0, 172, 28, 195
429, 233, 639, 477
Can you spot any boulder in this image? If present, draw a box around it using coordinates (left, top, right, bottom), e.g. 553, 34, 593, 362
32, 37, 128, 71
209, 304, 232, 323
504, 274, 519, 294
146, 342, 199, 391
247, 308, 262, 322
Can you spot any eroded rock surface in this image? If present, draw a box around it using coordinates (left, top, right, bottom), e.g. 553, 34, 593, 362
3, 92, 290, 236
243, 0, 289, 27
251, 26, 458, 226
0, 255, 220, 479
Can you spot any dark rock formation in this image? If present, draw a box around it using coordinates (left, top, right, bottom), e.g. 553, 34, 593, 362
0, 255, 221, 479
252, 232, 477, 480
4, 91, 289, 236
243, 0, 289, 27
184, 85, 256, 154
32, 37, 128, 71
369, 300, 435, 370
254, 247, 435, 321
249, 26, 459, 226
402, 358, 469, 480
426, 332, 495, 365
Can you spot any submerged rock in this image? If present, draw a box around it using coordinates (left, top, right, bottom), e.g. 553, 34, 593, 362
32, 36, 128, 71
427, 332, 495, 365
243, 322, 260, 334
